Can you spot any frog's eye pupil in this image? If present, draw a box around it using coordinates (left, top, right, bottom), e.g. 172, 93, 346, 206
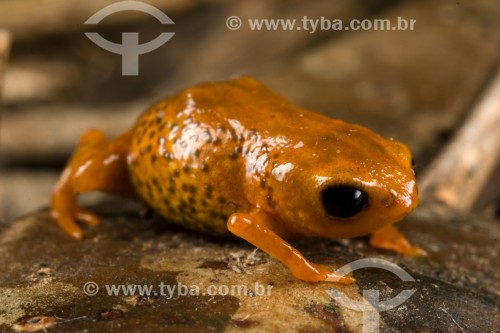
321, 186, 368, 218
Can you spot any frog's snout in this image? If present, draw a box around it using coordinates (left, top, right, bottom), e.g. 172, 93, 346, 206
385, 140, 413, 170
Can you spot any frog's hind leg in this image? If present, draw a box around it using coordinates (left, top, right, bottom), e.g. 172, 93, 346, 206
51, 129, 137, 239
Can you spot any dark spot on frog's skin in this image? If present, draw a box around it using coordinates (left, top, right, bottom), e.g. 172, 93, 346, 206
229, 130, 238, 142
242, 146, 249, 156
201, 200, 208, 207
173, 169, 180, 177
156, 112, 164, 122
168, 187, 175, 195
148, 130, 156, 139
183, 165, 190, 174
152, 177, 160, 189
209, 210, 218, 219
146, 144, 152, 153
178, 200, 188, 212
260, 178, 267, 189
193, 149, 200, 157
218, 196, 226, 205
229, 151, 238, 160
188, 196, 196, 205
201, 163, 209, 172
267, 194, 276, 208
189, 205, 197, 214
204, 185, 213, 198
272, 153, 279, 158
181, 183, 188, 192
212, 137, 222, 145
145, 182, 152, 193
150, 154, 157, 164
188, 185, 197, 195
238, 134, 245, 142
162, 197, 171, 208
266, 187, 275, 207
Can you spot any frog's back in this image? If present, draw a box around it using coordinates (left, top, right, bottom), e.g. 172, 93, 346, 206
127, 77, 262, 236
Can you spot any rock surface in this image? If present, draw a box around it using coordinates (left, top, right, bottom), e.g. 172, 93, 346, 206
0, 200, 498, 332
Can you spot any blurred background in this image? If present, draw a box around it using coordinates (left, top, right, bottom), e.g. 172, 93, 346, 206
1, 0, 499, 223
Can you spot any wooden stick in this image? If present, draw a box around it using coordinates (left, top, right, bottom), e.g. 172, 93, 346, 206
418, 69, 500, 212
0, 30, 11, 104
0, 30, 12, 148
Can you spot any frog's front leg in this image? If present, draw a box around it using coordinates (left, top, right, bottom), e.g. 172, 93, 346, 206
51, 129, 137, 239
228, 210, 355, 284
369, 224, 427, 256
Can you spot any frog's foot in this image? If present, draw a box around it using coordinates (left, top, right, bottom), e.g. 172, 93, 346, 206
370, 224, 427, 256
51, 185, 100, 239
227, 210, 355, 284
50, 130, 136, 239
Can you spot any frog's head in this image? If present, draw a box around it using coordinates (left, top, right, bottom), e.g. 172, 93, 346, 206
273, 122, 418, 239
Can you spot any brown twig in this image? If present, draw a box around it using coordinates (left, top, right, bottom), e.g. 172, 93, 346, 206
418, 69, 500, 212
0, 30, 11, 101
0, 30, 12, 147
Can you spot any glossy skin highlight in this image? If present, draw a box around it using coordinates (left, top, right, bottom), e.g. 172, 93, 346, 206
51, 76, 424, 284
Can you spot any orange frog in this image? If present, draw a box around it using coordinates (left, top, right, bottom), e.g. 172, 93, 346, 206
51, 76, 424, 284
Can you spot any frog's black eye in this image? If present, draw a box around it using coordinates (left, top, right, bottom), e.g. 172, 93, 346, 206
321, 186, 368, 218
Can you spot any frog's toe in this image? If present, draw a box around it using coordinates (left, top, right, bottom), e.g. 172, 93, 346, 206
304, 263, 356, 284
52, 213, 84, 240
324, 272, 356, 284
404, 246, 428, 257
76, 208, 100, 226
